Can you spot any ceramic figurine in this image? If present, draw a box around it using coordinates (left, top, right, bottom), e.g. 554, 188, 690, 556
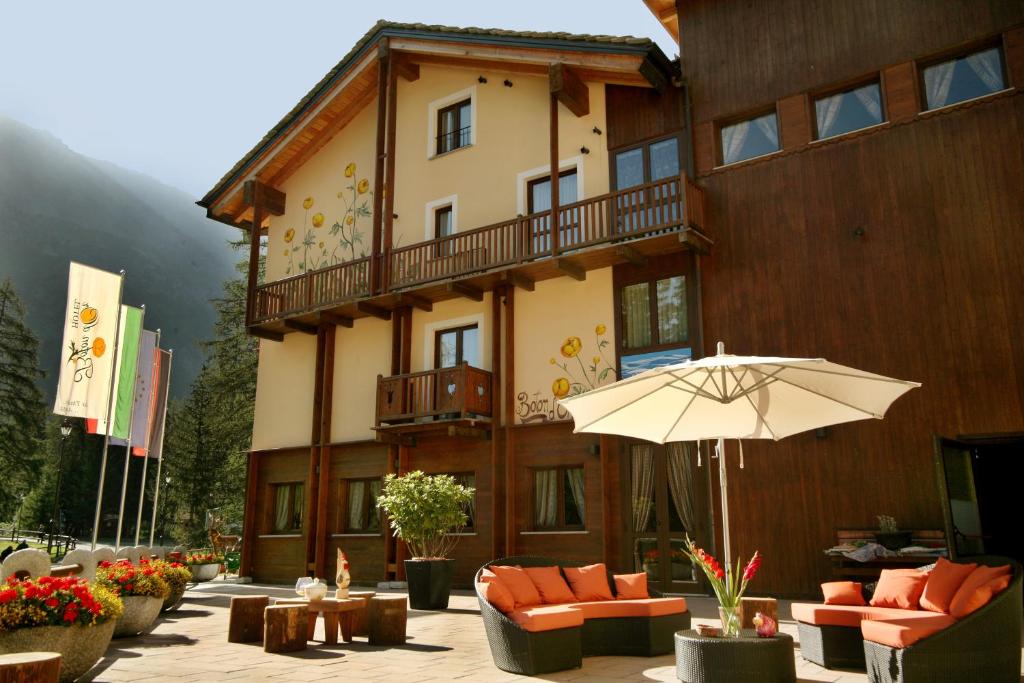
335, 548, 351, 598
303, 577, 328, 601
752, 611, 778, 638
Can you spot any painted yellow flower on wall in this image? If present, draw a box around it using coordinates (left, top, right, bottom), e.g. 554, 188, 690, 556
344, 162, 356, 178
92, 337, 106, 357
560, 336, 583, 358
81, 307, 98, 325
284, 228, 295, 243
357, 179, 369, 194
548, 325, 617, 399
303, 196, 314, 210
346, 215, 354, 225
312, 212, 325, 228
319, 241, 325, 249
596, 324, 606, 335
552, 377, 571, 398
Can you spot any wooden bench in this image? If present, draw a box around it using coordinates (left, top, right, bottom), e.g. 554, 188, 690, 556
827, 529, 947, 581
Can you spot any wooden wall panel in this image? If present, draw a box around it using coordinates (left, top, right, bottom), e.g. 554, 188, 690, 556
694, 121, 715, 174
606, 84, 685, 149
1005, 26, 1024, 87
777, 94, 811, 148
882, 62, 920, 123
250, 448, 310, 583
697, 94, 1024, 596
325, 442, 389, 584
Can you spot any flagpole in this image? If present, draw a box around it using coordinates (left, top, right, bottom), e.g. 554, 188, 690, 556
91, 270, 126, 551
133, 329, 159, 546
149, 349, 173, 546
114, 304, 145, 551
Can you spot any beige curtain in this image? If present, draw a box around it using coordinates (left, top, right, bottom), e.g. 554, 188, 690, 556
721, 121, 750, 165
622, 283, 651, 349
348, 481, 366, 530
630, 445, 655, 533
667, 443, 697, 533
924, 61, 956, 108
754, 113, 778, 147
814, 92, 844, 138
292, 485, 303, 529
535, 470, 558, 527
274, 486, 289, 531
852, 83, 882, 121
965, 48, 1003, 92
566, 468, 585, 523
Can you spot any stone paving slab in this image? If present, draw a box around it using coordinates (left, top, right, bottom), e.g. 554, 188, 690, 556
78, 582, 1023, 682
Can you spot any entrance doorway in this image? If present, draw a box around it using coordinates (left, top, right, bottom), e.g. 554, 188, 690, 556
627, 442, 709, 593
934, 434, 1024, 567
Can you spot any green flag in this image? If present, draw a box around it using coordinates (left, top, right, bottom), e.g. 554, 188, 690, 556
112, 305, 143, 439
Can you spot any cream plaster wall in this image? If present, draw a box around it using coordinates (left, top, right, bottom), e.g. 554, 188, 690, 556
331, 316, 392, 443
410, 294, 494, 373
251, 334, 318, 450
514, 267, 615, 424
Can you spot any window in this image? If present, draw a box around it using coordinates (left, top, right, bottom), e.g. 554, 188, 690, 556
436, 99, 472, 155
271, 482, 303, 533
433, 204, 454, 257
814, 81, 884, 139
613, 136, 680, 190
534, 466, 585, 530
342, 478, 382, 533
527, 169, 579, 253
445, 472, 476, 531
435, 324, 479, 368
719, 111, 779, 165
922, 46, 1006, 111
613, 136, 682, 233
621, 275, 687, 351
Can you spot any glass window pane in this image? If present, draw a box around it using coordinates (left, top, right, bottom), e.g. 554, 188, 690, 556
529, 178, 550, 213
346, 481, 366, 530
923, 47, 1005, 110
459, 101, 472, 147
656, 276, 687, 345
720, 112, 779, 165
563, 468, 584, 527
436, 207, 453, 238
615, 148, 644, 189
292, 484, 303, 530
367, 480, 381, 531
460, 326, 479, 367
649, 139, 680, 181
437, 331, 458, 368
559, 171, 578, 204
622, 282, 651, 349
814, 82, 884, 139
534, 469, 557, 528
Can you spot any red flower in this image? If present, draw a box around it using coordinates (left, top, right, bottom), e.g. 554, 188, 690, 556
63, 607, 78, 622
125, 584, 134, 592
45, 598, 59, 608
0, 589, 16, 604
743, 551, 762, 582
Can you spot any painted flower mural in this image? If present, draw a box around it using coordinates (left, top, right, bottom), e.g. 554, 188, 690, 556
550, 324, 616, 398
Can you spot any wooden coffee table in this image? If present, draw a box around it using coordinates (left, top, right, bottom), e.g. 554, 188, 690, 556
275, 597, 365, 645
675, 630, 796, 683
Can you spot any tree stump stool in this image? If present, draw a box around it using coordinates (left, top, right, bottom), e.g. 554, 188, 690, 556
368, 595, 407, 645
228, 595, 269, 643
347, 591, 375, 637
740, 596, 778, 630
263, 604, 308, 653
0, 652, 61, 683
275, 598, 363, 645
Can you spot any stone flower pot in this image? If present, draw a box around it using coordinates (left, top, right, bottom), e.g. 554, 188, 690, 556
0, 620, 115, 682
113, 595, 163, 638
189, 563, 220, 582
161, 582, 187, 612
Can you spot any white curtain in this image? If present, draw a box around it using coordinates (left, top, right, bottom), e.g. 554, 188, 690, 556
814, 93, 844, 139
622, 283, 651, 349
965, 48, 1004, 92
721, 122, 750, 165
924, 61, 956, 108
566, 468, 585, 523
852, 84, 883, 121
630, 445, 655, 533
754, 113, 778, 147
667, 443, 697, 533
535, 470, 558, 527
348, 481, 366, 530
274, 487, 289, 531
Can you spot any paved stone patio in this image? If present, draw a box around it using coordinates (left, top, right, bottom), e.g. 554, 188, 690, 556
80, 582, 1022, 682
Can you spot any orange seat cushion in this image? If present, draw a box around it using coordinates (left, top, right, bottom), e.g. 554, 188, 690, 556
919, 558, 977, 613
563, 563, 614, 601
613, 573, 649, 600
948, 564, 1012, 619
860, 614, 956, 648
524, 566, 577, 604
490, 565, 542, 608
791, 603, 939, 628
573, 597, 687, 619
821, 581, 866, 606
477, 580, 515, 614
508, 604, 584, 632
869, 569, 930, 609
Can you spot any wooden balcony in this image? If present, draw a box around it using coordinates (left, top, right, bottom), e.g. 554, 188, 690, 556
375, 363, 492, 434
247, 175, 708, 333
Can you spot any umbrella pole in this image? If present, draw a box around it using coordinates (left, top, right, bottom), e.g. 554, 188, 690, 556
718, 437, 731, 571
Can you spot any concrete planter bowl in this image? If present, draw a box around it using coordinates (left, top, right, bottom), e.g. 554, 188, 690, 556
189, 563, 220, 582
161, 582, 187, 612
113, 596, 163, 638
0, 620, 116, 682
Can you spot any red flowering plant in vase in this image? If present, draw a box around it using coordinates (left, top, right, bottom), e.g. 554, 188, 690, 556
96, 560, 170, 601
682, 535, 761, 637
0, 575, 123, 632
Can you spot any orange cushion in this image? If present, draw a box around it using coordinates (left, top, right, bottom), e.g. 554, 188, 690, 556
490, 565, 542, 608
948, 564, 1012, 618
524, 566, 577, 604
508, 604, 584, 632
791, 603, 937, 628
477, 580, 515, 613
869, 569, 930, 609
563, 563, 614, 601
573, 597, 687, 619
613, 573, 649, 599
821, 581, 866, 606
860, 614, 956, 648
919, 558, 977, 613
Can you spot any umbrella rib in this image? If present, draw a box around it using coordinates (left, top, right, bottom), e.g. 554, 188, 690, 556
560, 366, 704, 406
571, 377, 679, 432
767, 371, 886, 418
659, 372, 715, 443
727, 366, 779, 440
759, 362, 920, 386
669, 373, 724, 402
727, 368, 784, 399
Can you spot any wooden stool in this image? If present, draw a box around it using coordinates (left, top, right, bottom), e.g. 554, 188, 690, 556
368, 595, 407, 645
347, 590, 375, 637
263, 604, 308, 653
276, 597, 363, 645
0, 652, 61, 683
228, 595, 269, 643
740, 596, 778, 629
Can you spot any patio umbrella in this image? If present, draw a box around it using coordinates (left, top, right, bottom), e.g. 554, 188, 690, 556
558, 342, 920, 569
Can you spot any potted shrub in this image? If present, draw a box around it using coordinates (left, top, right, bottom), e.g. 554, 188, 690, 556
376, 471, 474, 610
96, 561, 169, 637
141, 558, 192, 611
0, 575, 123, 682
874, 515, 912, 551
184, 551, 224, 582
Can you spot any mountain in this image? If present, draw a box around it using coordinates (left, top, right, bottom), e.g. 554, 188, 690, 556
0, 115, 238, 400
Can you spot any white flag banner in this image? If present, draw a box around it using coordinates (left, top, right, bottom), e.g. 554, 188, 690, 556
53, 263, 123, 419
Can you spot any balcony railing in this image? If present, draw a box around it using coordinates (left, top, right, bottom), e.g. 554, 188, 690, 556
376, 363, 492, 428
251, 256, 371, 325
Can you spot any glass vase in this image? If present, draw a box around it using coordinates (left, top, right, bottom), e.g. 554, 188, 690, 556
718, 605, 742, 637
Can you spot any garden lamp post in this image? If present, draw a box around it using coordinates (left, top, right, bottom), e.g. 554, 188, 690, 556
47, 418, 73, 555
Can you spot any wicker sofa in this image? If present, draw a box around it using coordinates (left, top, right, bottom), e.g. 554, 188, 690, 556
794, 556, 1021, 682
475, 555, 691, 675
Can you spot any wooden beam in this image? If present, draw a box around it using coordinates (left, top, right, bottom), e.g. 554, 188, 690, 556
400, 304, 412, 373
382, 52, 399, 293
393, 56, 420, 82
679, 227, 713, 255
490, 285, 503, 560
314, 324, 336, 579
549, 91, 560, 258
639, 56, 668, 94
283, 319, 318, 335
549, 63, 590, 117
356, 301, 392, 320
394, 293, 432, 311
244, 187, 265, 327
370, 41, 389, 295
319, 312, 353, 328
500, 270, 535, 292
447, 425, 491, 440
616, 245, 648, 267
248, 326, 283, 342
503, 287, 515, 556
446, 281, 484, 301
374, 431, 415, 447
554, 258, 586, 281
239, 451, 259, 577
243, 179, 286, 216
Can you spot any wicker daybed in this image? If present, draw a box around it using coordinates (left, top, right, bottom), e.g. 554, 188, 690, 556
475, 555, 691, 675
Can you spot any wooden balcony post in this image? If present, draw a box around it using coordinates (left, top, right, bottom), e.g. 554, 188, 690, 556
370, 40, 389, 295
382, 54, 398, 294
548, 89, 560, 258
245, 186, 265, 327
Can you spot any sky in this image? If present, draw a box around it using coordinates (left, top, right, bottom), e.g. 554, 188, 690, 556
0, 1, 676, 199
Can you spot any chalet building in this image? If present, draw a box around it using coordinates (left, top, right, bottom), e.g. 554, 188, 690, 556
200, 4, 1024, 596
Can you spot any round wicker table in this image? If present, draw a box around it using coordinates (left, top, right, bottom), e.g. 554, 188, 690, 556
674, 630, 796, 683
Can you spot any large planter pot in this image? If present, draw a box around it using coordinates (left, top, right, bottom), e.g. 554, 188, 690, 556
161, 582, 186, 612
404, 559, 454, 610
189, 563, 220, 582
874, 531, 912, 551
0, 620, 115, 682
113, 595, 163, 638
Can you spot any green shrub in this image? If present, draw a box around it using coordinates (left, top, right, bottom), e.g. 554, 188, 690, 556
376, 471, 474, 559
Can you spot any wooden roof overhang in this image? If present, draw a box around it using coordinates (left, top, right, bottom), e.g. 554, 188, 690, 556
642, 0, 680, 44
197, 22, 675, 231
